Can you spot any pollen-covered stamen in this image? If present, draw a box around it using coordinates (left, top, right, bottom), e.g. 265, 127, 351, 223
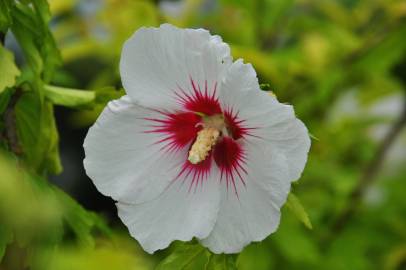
188, 114, 225, 164
188, 127, 220, 164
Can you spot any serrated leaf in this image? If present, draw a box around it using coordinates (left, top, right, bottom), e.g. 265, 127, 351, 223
44, 85, 96, 108
0, 45, 20, 93
156, 243, 210, 270
286, 193, 313, 229
206, 254, 237, 270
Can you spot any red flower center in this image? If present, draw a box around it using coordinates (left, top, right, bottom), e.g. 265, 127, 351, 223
145, 78, 255, 195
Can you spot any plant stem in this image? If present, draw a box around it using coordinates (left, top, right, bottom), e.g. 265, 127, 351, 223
331, 97, 406, 234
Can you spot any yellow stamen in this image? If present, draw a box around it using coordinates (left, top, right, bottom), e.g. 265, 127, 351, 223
188, 127, 220, 164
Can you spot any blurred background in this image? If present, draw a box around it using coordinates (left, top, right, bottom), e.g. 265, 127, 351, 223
1, 0, 406, 269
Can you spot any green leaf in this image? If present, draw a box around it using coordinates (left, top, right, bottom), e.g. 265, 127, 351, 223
31, 0, 61, 81
0, 88, 12, 115
44, 85, 96, 108
309, 133, 320, 141
32, 0, 52, 24
42, 101, 63, 174
53, 187, 111, 247
0, 0, 13, 32
10, 4, 43, 75
156, 243, 210, 270
95, 86, 125, 104
285, 193, 313, 229
273, 215, 320, 264
10, 3, 61, 80
354, 26, 406, 75
259, 83, 271, 91
206, 254, 237, 270
0, 44, 20, 93
236, 242, 273, 270
0, 224, 13, 263
15, 91, 62, 174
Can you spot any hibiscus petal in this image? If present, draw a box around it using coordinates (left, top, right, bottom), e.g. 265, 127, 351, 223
116, 168, 221, 254
199, 140, 289, 254
260, 118, 311, 181
199, 59, 310, 253
120, 24, 232, 109
219, 59, 311, 182
84, 95, 193, 204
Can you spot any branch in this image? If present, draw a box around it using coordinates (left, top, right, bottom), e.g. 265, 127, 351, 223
331, 96, 406, 234
3, 88, 23, 155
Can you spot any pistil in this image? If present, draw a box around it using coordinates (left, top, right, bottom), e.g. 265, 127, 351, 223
188, 114, 225, 164
188, 127, 220, 164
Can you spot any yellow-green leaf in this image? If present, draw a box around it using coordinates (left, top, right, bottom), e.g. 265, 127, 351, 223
286, 193, 313, 229
44, 85, 96, 108
156, 243, 210, 270
0, 44, 20, 93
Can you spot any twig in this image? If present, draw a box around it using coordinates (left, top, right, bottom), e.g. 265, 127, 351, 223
3, 88, 23, 155
331, 97, 406, 234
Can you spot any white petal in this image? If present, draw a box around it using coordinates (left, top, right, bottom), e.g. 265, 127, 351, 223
117, 168, 221, 253
201, 59, 311, 253
260, 119, 311, 181
200, 141, 289, 254
83, 95, 186, 204
120, 23, 232, 109
219, 59, 311, 181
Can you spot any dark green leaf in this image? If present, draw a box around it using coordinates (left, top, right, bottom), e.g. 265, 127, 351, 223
0, 88, 12, 115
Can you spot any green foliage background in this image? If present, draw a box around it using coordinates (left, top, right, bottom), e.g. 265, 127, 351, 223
1, 0, 406, 269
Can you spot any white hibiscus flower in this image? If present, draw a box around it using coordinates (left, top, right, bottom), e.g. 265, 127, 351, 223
83, 24, 311, 254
